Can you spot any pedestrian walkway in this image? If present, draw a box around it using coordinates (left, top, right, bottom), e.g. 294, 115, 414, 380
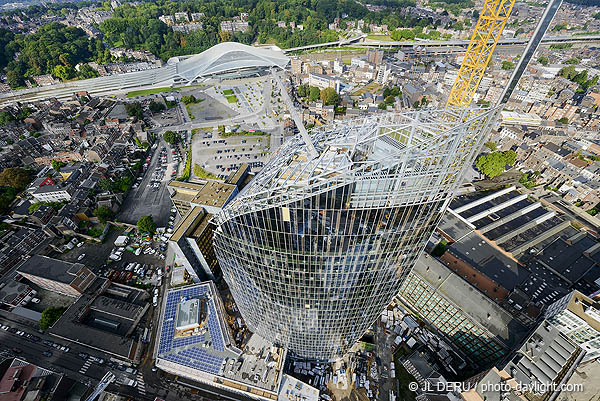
79, 359, 93, 375
137, 372, 147, 395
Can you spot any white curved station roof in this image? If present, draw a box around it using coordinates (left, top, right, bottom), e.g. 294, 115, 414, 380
174, 42, 289, 83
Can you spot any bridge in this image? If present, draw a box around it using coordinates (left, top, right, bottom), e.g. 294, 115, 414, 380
282, 34, 600, 53
283, 33, 367, 52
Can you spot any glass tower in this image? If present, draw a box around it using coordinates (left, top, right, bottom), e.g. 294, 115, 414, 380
213, 108, 497, 360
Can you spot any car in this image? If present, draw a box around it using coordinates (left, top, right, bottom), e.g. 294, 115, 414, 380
1, 325, 9, 331
42, 340, 53, 346
12, 348, 22, 354
78, 352, 89, 359
117, 365, 127, 371
32, 336, 41, 342
125, 367, 137, 375
77, 253, 86, 261
31, 297, 40, 304
43, 351, 53, 357
8, 327, 17, 334
77, 242, 84, 248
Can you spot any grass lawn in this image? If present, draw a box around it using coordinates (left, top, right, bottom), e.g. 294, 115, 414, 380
366, 34, 394, 41
352, 82, 383, 96
127, 87, 172, 97
226, 95, 238, 103
194, 164, 219, 179
223, 89, 234, 95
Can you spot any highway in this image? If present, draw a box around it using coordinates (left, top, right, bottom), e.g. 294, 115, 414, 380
354, 34, 600, 49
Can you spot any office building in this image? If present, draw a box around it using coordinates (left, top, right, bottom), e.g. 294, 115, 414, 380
155, 282, 287, 401
461, 321, 584, 401
545, 290, 600, 362
169, 206, 220, 282
213, 108, 497, 360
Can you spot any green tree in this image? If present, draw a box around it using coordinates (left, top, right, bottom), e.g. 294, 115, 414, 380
565, 57, 579, 65
137, 215, 156, 234
501, 61, 515, 70
53, 64, 74, 81
125, 102, 143, 120
0, 168, 30, 190
557, 117, 569, 124
163, 130, 179, 144
475, 150, 517, 178
320, 87, 340, 106
149, 100, 165, 113
93, 205, 113, 224
378, 102, 387, 110
0, 111, 15, 126
484, 141, 497, 151
537, 56, 549, 66
51, 160, 66, 171
308, 86, 321, 102
181, 95, 197, 104
40, 307, 66, 330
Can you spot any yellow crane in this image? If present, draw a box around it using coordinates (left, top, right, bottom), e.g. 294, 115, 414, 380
446, 0, 518, 107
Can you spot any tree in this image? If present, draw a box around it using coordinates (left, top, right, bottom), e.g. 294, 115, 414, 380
501, 61, 515, 70
484, 141, 497, 151
163, 130, 179, 144
181, 95, 197, 104
378, 102, 387, 110
0, 168, 30, 190
40, 307, 66, 330
149, 100, 165, 113
125, 102, 143, 120
565, 57, 579, 65
94, 205, 113, 224
51, 160, 66, 171
475, 150, 517, 178
297, 84, 309, 98
0, 111, 15, 126
53, 64, 74, 81
137, 215, 156, 234
557, 117, 569, 124
308, 86, 321, 102
537, 56, 549, 66
320, 87, 340, 106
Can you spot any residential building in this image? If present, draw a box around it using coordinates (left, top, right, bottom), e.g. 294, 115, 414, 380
18, 255, 96, 297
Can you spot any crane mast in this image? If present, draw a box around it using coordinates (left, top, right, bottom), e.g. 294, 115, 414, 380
446, 0, 518, 107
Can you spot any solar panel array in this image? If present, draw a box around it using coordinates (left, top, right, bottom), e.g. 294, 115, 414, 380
157, 285, 227, 375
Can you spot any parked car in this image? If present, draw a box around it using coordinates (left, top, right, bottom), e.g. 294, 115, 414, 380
43, 351, 53, 357
78, 352, 89, 359
31, 298, 40, 304
77, 253, 86, 261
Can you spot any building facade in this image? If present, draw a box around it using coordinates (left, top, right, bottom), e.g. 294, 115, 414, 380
545, 290, 600, 362
213, 108, 497, 360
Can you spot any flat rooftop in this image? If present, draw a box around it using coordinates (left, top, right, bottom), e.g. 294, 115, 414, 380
156, 283, 285, 399
170, 206, 211, 243
191, 181, 236, 208
48, 279, 146, 361
414, 254, 531, 349
18, 255, 85, 285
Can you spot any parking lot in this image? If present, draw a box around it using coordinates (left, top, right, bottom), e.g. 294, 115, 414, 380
119, 139, 180, 227
192, 131, 270, 178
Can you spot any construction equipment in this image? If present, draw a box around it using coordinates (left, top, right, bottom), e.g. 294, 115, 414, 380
446, 0, 518, 107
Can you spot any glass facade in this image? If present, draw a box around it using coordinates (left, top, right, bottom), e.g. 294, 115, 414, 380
213, 108, 497, 360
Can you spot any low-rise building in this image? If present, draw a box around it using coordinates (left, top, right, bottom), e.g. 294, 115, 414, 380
18, 255, 96, 297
